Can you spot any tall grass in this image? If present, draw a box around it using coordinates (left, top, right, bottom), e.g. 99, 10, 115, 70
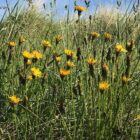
0, 0, 140, 139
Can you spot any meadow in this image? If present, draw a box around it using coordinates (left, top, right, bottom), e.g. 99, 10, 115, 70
0, 0, 140, 139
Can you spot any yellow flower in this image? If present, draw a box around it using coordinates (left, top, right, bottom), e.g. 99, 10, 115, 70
31, 67, 42, 77
42, 40, 52, 48
87, 58, 97, 65
8, 41, 16, 48
55, 35, 63, 44
75, 5, 86, 12
104, 32, 112, 41
32, 50, 42, 60
99, 81, 110, 91
22, 50, 33, 59
59, 68, 70, 78
64, 49, 74, 57
9, 95, 20, 105
26, 75, 32, 80
115, 44, 127, 53
122, 75, 131, 84
90, 32, 100, 39
55, 56, 62, 62
19, 36, 26, 44
66, 61, 75, 68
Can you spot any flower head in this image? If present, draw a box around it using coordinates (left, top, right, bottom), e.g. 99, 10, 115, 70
59, 68, 70, 78
104, 32, 112, 41
90, 32, 100, 39
75, 5, 86, 12
55, 56, 62, 62
122, 75, 131, 84
115, 44, 127, 53
55, 35, 63, 44
31, 67, 42, 77
66, 61, 75, 68
42, 40, 52, 49
99, 81, 110, 91
9, 95, 20, 105
22, 50, 33, 59
64, 49, 74, 56
32, 50, 42, 60
8, 41, 16, 48
87, 58, 97, 65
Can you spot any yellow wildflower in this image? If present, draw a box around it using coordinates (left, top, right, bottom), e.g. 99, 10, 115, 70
22, 50, 33, 59
66, 61, 75, 68
55, 56, 62, 62
42, 40, 52, 48
55, 35, 63, 44
59, 68, 70, 78
75, 5, 86, 12
8, 41, 16, 48
104, 32, 112, 41
9, 95, 20, 105
90, 32, 100, 39
87, 58, 97, 65
122, 75, 131, 84
99, 81, 110, 91
32, 50, 42, 60
31, 67, 42, 77
115, 44, 127, 53
64, 49, 74, 57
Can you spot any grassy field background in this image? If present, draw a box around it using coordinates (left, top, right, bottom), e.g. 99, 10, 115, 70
0, 0, 140, 139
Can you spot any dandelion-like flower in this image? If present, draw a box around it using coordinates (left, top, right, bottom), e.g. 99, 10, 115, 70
31, 67, 42, 78
22, 50, 33, 59
55, 56, 62, 62
104, 32, 112, 41
42, 40, 52, 49
66, 61, 75, 68
75, 5, 86, 12
64, 49, 74, 60
8, 41, 16, 48
90, 32, 100, 40
55, 35, 63, 44
75, 5, 86, 17
87, 58, 97, 65
99, 81, 110, 91
59, 68, 70, 78
32, 50, 43, 60
115, 44, 127, 53
9, 95, 20, 105
122, 75, 131, 84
